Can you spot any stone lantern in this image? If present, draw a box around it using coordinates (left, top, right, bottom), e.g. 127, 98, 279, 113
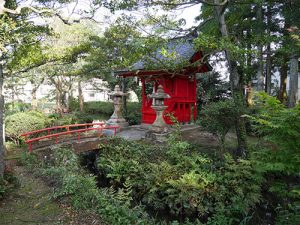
107, 85, 128, 127
149, 85, 170, 132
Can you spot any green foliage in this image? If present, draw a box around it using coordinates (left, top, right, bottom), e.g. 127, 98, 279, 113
19, 151, 39, 170
5, 111, 50, 143
276, 202, 300, 225
69, 101, 141, 125
84, 101, 114, 116
248, 93, 300, 175
197, 72, 230, 108
125, 102, 141, 125
245, 93, 300, 224
199, 99, 237, 154
0, 171, 19, 199
4, 101, 31, 116
98, 138, 263, 223
41, 147, 151, 224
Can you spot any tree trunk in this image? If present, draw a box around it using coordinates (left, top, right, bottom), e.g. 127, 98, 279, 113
265, 43, 272, 94
246, 83, 254, 106
31, 87, 38, 110
288, 55, 299, 108
0, 63, 5, 177
279, 58, 288, 104
265, 6, 272, 94
256, 4, 265, 92
215, 1, 248, 157
122, 77, 127, 117
78, 80, 84, 112
56, 89, 63, 115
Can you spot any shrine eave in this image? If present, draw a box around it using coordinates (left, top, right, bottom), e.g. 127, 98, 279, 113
119, 64, 210, 78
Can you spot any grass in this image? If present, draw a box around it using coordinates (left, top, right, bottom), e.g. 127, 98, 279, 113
0, 167, 66, 225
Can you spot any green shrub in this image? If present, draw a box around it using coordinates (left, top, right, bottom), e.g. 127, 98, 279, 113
247, 94, 300, 175
198, 99, 237, 155
84, 101, 114, 116
97, 138, 263, 223
125, 102, 141, 125
51, 114, 77, 126
5, 111, 50, 143
73, 112, 94, 123
0, 171, 19, 199
246, 93, 300, 224
19, 151, 39, 169
5, 101, 31, 116
68, 100, 141, 125
68, 97, 80, 112
41, 147, 151, 224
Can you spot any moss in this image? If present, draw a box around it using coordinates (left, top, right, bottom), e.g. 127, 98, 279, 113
0, 167, 67, 225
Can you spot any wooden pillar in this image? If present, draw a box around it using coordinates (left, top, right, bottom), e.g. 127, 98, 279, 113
193, 74, 197, 123
141, 78, 146, 123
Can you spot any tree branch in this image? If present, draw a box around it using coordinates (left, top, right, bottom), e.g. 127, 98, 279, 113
0, 0, 52, 15
196, 0, 228, 6
153, 0, 229, 7
0, 0, 101, 25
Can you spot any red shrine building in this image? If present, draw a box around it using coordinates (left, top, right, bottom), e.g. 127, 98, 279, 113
119, 38, 212, 125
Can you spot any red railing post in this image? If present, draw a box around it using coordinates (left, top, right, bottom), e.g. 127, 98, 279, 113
55, 136, 59, 144
78, 132, 81, 141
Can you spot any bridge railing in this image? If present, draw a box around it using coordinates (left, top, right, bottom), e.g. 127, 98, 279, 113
20, 123, 119, 152
20, 122, 106, 140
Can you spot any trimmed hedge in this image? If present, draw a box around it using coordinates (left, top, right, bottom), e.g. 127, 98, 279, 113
84, 101, 114, 116
5, 111, 50, 143
70, 100, 141, 125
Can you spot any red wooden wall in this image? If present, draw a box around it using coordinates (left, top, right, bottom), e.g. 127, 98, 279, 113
141, 75, 197, 125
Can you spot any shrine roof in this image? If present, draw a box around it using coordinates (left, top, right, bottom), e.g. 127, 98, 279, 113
115, 35, 212, 77
132, 38, 196, 70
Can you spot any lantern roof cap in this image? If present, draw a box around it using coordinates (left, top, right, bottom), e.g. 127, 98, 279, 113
149, 85, 170, 99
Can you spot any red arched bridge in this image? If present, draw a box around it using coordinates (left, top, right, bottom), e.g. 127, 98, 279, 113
20, 123, 119, 152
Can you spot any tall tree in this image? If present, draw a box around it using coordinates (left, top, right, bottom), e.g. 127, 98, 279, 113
0, 1, 50, 176
288, 55, 299, 108
96, 0, 249, 156
0, 0, 100, 176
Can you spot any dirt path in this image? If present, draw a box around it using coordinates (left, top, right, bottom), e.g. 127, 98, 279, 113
0, 166, 101, 225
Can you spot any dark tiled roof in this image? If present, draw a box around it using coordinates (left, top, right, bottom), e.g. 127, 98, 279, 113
132, 37, 196, 70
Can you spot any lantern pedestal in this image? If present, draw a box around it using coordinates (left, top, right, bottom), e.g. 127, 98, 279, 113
107, 85, 128, 128
147, 85, 170, 133
150, 105, 169, 132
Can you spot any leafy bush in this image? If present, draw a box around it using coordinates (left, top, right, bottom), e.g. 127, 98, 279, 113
125, 102, 141, 125
98, 138, 263, 223
41, 148, 151, 224
246, 93, 300, 224
5, 101, 31, 116
0, 171, 19, 199
247, 93, 300, 175
73, 112, 94, 123
199, 99, 237, 154
84, 101, 114, 116
197, 71, 230, 109
5, 111, 50, 143
68, 96, 80, 112
68, 100, 141, 125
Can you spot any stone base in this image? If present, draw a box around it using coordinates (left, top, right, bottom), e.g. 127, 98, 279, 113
106, 119, 129, 129
145, 130, 170, 143
149, 125, 170, 133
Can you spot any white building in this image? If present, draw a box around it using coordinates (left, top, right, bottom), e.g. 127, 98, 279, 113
4, 78, 138, 111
